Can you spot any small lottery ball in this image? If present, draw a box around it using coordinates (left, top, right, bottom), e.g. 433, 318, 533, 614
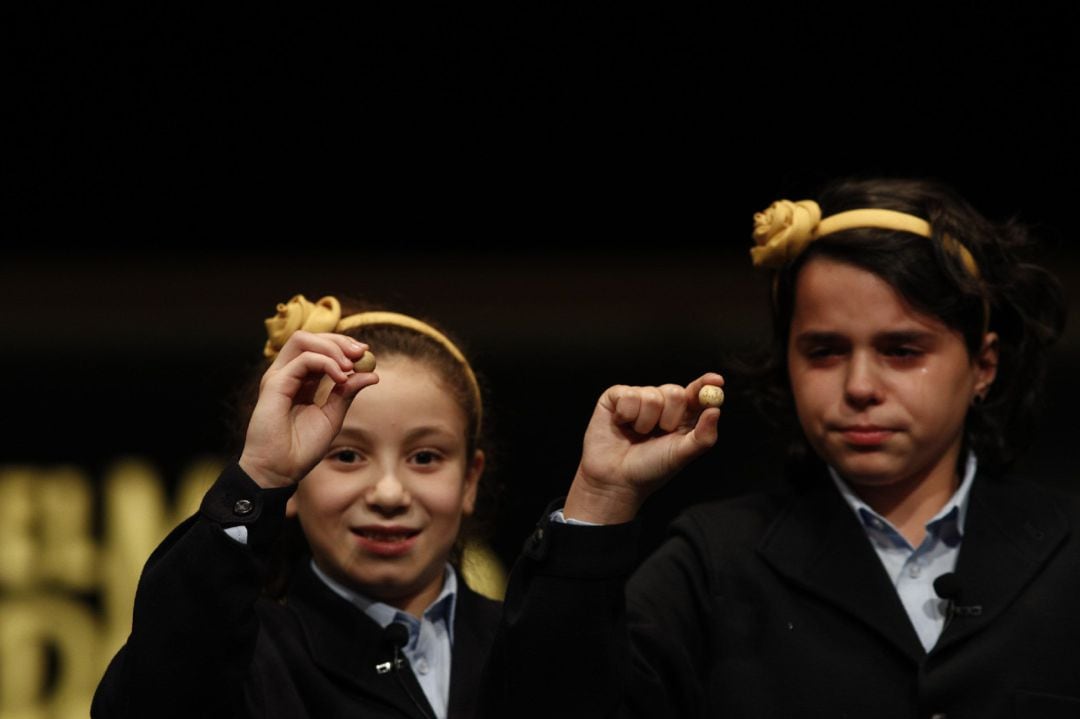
353, 351, 377, 373
698, 385, 724, 408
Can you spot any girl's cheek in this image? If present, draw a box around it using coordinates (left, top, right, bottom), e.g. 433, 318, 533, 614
427, 488, 465, 514
426, 479, 471, 514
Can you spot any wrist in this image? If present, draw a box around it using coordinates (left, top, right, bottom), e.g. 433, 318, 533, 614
563, 468, 643, 524
238, 455, 296, 490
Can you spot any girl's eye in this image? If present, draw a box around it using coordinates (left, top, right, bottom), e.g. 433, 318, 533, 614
330, 449, 362, 464
886, 346, 922, 359
411, 450, 442, 466
807, 345, 843, 360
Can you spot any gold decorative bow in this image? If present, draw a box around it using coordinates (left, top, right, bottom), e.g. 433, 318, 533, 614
263, 295, 342, 358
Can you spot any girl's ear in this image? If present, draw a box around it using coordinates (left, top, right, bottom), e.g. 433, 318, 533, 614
285, 494, 299, 519
462, 450, 485, 516
974, 331, 1000, 399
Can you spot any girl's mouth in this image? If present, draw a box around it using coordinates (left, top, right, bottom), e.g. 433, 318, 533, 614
352, 528, 421, 556
356, 529, 419, 541
839, 427, 894, 446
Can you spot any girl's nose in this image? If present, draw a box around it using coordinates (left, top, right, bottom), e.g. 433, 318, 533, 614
366, 471, 410, 513
844, 352, 884, 408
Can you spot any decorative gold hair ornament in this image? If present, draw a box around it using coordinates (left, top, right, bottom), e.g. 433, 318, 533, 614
750, 199, 980, 277
263, 295, 482, 425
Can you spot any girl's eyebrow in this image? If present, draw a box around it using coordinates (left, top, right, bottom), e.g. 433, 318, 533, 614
873, 330, 937, 344
792, 329, 937, 345
402, 425, 457, 443
335, 425, 458, 443
791, 331, 847, 346
335, 426, 372, 442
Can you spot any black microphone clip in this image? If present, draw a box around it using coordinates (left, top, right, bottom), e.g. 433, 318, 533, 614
376, 622, 409, 674
376, 622, 435, 719
933, 572, 983, 623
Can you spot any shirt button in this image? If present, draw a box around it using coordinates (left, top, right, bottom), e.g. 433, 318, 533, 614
415, 657, 429, 675
908, 564, 922, 578
233, 499, 254, 516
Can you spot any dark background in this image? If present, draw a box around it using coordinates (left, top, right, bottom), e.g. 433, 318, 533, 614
7, 3, 1080, 567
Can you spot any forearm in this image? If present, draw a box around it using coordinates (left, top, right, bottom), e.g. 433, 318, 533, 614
480, 505, 641, 718
92, 464, 295, 718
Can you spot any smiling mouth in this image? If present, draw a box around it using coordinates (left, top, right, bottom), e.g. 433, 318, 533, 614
353, 529, 420, 543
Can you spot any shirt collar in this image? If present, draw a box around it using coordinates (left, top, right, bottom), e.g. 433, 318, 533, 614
828, 451, 977, 549
309, 560, 459, 645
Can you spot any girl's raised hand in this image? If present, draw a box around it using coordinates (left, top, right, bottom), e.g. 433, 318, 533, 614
239, 331, 379, 489
564, 372, 724, 524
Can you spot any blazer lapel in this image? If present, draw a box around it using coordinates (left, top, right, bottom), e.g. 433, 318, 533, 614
758, 478, 926, 663
934, 477, 1069, 651
446, 584, 501, 719
288, 563, 435, 718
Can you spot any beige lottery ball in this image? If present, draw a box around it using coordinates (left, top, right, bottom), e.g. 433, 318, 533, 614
698, 385, 724, 408
353, 351, 377, 373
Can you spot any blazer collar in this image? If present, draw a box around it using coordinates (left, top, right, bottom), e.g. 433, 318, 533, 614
757, 472, 1070, 662
934, 477, 1069, 651
287, 561, 435, 718
758, 475, 927, 662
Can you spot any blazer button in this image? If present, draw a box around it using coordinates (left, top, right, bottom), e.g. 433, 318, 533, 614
929, 713, 947, 718
233, 499, 254, 516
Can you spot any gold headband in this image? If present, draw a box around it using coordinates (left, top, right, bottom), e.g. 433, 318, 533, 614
750, 199, 979, 276
263, 295, 482, 426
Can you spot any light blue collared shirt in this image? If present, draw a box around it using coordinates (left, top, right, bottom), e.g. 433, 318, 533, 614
311, 560, 458, 719
829, 452, 977, 651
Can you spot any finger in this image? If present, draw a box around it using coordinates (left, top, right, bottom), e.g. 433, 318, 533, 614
312, 375, 336, 407
687, 372, 725, 394
266, 351, 357, 403
314, 362, 380, 408
657, 384, 688, 432
603, 385, 638, 425
631, 387, 665, 434
676, 407, 721, 461
322, 371, 381, 417
272, 330, 369, 374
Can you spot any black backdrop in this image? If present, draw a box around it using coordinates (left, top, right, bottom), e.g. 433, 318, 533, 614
7, 3, 1080, 568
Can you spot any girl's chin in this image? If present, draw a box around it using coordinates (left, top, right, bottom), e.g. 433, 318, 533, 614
828, 456, 909, 487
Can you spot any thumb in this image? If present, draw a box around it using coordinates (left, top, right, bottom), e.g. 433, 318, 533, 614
673, 408, 720, 465
322, 372, 380, 424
